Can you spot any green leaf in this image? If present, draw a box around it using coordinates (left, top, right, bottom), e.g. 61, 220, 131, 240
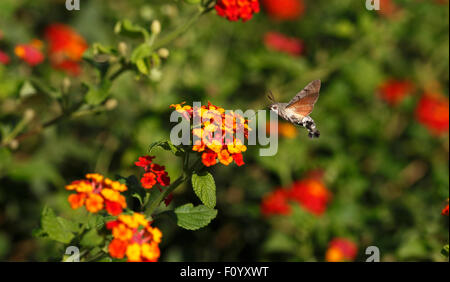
41, 206, 76, 244
192, 172, 216, 208
174, 203, 217, 230
84, 80, 112, 105
131, 44, 153, 63
442, 245, 449, 258
80, 229, 104, 248
135, 59, 149, 75
148, 140, 185, 156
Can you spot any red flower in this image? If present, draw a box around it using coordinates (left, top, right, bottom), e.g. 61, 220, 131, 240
232, 153, 245, 166
262, 0, 305, 21
377, 0, 400, 18
136, 156, 172, 204
45, 24, 88, 76
289, 178, 331, 216
378, 79, 414, 105
141, 172, 157, 189
264, 32, 304, 57
202, 150, 218, 167
0, 50, 10, 65
14, 43, 45, 66
442, 200, 449, 216
135, 156, 155, 169
215, 0, 260, 22
415, 93, 449, 136
325, 238, 358, 262
261, 189, 292, 216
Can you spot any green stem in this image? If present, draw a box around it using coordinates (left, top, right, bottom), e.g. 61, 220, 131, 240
151, 8, 206, 51
145, 157, 203, 217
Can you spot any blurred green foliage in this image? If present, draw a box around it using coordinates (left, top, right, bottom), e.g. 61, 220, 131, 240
0, 0, 448, 261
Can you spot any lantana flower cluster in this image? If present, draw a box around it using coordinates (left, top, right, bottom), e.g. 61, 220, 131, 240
3, 23, 87, 75
135, 156, 171, 189
107, 213, 162, 262
262, 0, 305, 21
170, 102, 250, 168
66, 173, 127, 216
135, 155, 173, 206
215, 0, 260, 22
261, 177, 331, 217
325, 238, 358, 262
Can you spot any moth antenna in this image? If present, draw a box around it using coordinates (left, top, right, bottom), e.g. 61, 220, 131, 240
267, 90, 275, 102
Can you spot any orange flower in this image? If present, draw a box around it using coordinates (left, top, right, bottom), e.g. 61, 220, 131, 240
415, 93, 449, 136
202, 150, 218, 167
65, 173, 127, 215
325, 238, 358, 262
107, 212, 162, 262
45, 24, 88, 75
218, 149, 233, 165
108, 239, 128, 259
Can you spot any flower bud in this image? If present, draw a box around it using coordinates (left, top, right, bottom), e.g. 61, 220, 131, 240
118, 42, 128, 57
24, 109, 35, 122
105, 99, 118, 110
151, 20, 161, 35
157, 48, 170, 59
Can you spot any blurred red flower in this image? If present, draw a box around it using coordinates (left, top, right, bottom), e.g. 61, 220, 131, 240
262, 0, 305, 21
0, 50, 10, 65
45, 24, 88, 76
377, 79, 414, 105
264, 32, 304, 57
14, 40, 45, 66
442, 200, 449, 216
289, 178, 331, 216
325, 238, 358, 262
215, 0, 260, 22
261, 189, 292, 216
377, 0, 400, 18
415, 93, 449, 136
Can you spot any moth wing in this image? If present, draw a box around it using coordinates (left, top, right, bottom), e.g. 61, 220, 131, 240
285, 80, 321, 117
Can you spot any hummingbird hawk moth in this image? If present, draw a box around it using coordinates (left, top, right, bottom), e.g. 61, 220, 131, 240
268, 80, 321, 138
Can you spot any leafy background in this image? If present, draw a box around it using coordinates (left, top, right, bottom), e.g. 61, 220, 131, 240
0, 0, 448, 261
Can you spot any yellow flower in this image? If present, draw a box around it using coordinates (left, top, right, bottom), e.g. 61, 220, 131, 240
126, 243, 142, 262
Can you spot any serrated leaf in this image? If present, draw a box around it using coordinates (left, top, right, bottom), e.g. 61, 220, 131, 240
41, 206, 75, 244
192, 172, 216, 208
174, 203, 217, 230
80, 229, 103, 248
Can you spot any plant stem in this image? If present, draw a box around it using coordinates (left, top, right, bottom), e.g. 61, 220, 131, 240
145, 157, 203, 217
151, 8, 205, 51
